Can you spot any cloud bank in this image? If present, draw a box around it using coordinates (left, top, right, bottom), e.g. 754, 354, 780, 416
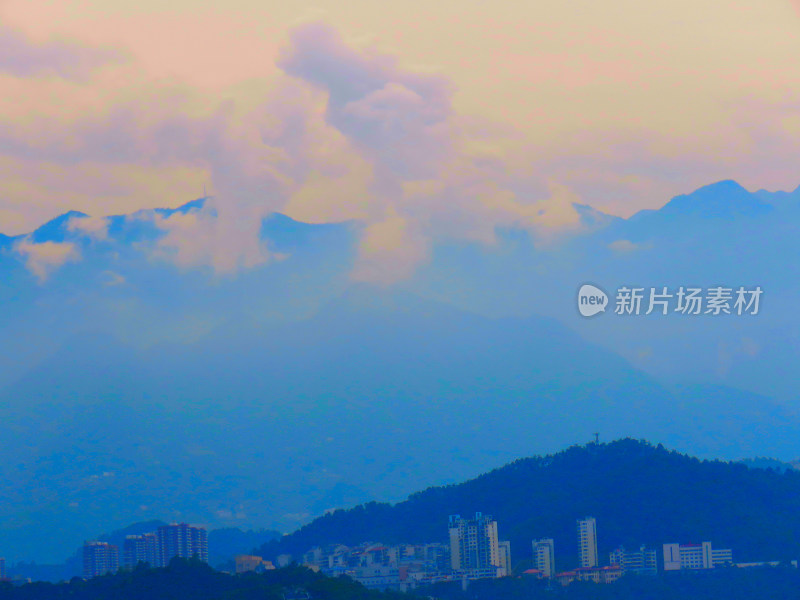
3, 3, 800, 282
0, 23, 123, 80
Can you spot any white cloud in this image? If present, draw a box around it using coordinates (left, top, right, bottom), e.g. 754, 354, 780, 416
14, 238, 80, 282
67, 215, 110, 241
152, 202, 273, 273
350, 210, 429, 284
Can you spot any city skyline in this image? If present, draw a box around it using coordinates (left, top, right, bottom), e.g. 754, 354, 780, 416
1, 3, 798, 598
3, 439, 797, 590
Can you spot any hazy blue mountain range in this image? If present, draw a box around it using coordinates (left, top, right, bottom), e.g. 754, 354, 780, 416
0, 180, 798, 563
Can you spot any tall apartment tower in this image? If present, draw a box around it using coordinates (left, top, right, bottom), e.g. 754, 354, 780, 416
577, 517, 598, 568
123, 532, 159, 568
157, 523, 208, 566
83, 541, 119, 578
498, 540, 511, 576
448, 513, 501, 572
532, 538, 555, 578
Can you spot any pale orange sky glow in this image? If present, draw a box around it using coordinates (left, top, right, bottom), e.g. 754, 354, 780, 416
2, 0, 800, 275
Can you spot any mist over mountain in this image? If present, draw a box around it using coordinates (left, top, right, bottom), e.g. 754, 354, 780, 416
0, 181, 798, 563
411, 180, 800, 401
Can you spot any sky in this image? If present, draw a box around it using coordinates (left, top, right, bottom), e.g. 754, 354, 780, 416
2, 0, 800, 280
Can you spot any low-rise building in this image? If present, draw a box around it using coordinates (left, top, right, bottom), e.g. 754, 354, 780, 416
235, 555, 275, 573
556, 566, 622, 585
522, 568, 545, 579
663, 542, 733, 571
609, 545, 658, 575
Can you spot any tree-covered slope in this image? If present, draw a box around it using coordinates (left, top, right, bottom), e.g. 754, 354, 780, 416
0, 560, 400, 600
260, 439, 800, 569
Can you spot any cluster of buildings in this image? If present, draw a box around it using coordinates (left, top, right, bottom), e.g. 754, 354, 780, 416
543, 517, 652, 585
83, 523, 208, 578
531, 516, 736, 586
299, 513, 746, 591
9, 511, 790, 589
300, 513, 511, 591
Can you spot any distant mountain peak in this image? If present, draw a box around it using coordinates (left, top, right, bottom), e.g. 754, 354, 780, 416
697, 179, 747, 193
572, 202, 621, 230
24, 210, 89, 243
658, 179, 772, 219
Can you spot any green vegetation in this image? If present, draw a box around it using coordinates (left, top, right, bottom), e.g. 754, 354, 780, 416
0, 560, 403, 600
3, 559, 800, 600
259, 439, 800, 569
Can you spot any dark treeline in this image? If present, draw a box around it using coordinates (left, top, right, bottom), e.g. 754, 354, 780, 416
0, 560, 403, 600
3, 559, 800, 600
259, 439, 800, 569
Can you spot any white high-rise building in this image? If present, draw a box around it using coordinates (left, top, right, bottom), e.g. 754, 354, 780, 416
123, 533, 159, 568
577, 517, 598, 568
157, 523, 208, 566
532, 538, 555, 578
448, 513, 502, 575
83, 541, 119, 578
498, 540, 511, 576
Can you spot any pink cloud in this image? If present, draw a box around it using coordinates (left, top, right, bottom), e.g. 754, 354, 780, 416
278, 21, 454, 178
0, 24, 124, 80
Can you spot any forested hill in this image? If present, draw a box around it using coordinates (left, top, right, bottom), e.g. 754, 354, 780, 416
0, 561, 398, 600
259, 439, 800, 568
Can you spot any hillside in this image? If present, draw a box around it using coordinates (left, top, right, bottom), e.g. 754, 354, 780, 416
5, 285, 794, 564
259, 439, 800, 569
2, 180, 800, 563
0, 561, 399, 600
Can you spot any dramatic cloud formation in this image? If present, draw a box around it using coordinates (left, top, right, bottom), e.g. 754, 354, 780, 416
278, 21, 454, 178
2, 1, 800, 281
276, 21, 583, 279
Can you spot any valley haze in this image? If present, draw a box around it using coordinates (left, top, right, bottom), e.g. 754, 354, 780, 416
0, 180, 798, 564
